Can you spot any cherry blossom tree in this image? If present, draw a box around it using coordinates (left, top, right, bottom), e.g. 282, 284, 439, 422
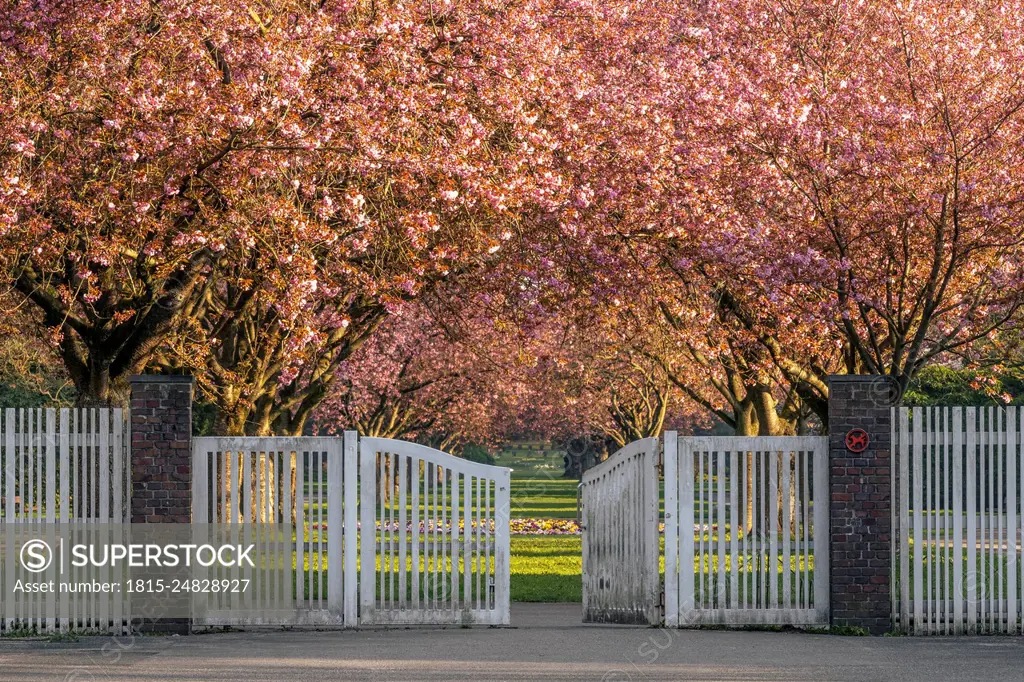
1, 0, 575, 418
555, 0, 1024, 431
659, 0, 1024, 424
0, 0, 359, 405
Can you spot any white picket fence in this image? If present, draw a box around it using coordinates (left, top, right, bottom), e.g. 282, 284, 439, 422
893, 406, 1024, 634
0, 408, 130, 633
578, 438, 660, 625
192, 433, 511, 627
17, 404, 1024, 636
664, 434, 829, 626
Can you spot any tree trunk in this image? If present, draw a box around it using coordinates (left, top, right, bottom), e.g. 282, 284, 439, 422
734, 400, 758, 534
72, 367, 131, 408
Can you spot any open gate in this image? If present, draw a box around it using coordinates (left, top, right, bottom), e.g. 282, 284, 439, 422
191, 433, 511, 627
359, 437, 511, 626
578, 438, 660, 624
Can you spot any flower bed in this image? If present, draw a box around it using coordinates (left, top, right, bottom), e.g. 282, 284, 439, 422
313, 520, 715, 536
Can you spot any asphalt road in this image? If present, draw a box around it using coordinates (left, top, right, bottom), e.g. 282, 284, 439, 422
1, 604, 1022, 682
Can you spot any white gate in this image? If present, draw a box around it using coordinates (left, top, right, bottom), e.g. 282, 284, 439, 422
664, 434, 829, 626
1, 408, 130, 634
191, 433, 511, 627
578, 438, 660, 624
893, 406, 1024, 634
359, 437, 511, 626
192, 436, 355, 626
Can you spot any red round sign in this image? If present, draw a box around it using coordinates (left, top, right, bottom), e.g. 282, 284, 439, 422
845, 428, 869, 453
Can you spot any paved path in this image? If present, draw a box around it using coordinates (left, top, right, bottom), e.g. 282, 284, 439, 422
2, 604, 1022, 682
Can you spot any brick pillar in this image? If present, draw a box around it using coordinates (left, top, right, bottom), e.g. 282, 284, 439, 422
827, 375, 896, 634
129, 375, 194, 524
128, 375, 194, 634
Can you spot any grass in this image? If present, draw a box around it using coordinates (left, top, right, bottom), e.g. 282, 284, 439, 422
0, 626, 83, 641
511, 536, 582, 602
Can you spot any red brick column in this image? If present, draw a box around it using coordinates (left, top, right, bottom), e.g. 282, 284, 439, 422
128, 375, 194, 635
129, 375, 193, 524
827, 374, 896, 634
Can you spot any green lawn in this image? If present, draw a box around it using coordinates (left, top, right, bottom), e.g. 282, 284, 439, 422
496, 447, 583, 601
511, 535, 582, 602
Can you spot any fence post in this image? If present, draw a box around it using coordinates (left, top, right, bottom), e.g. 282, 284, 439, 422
128, 374, 194, 634
827, 374, 896, 635
343, 431, 359, 626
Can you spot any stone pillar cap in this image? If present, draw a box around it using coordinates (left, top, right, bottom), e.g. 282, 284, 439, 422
128, 374, 194, 384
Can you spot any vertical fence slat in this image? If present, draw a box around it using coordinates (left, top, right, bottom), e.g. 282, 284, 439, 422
730, 449, 739, 612
463, 473, 471, 612
44, 409, 56, 631
4, 410, 13, 631
664, 432, 679, 626
926, 407, 936, 633
1007, 408, 1017, 634
1020, 407, 1024, 636
952, 408, 964, 634
398, 456, 408, 611
645, 441, 659, 625
898, 408, 910, 632
410, 454, 421, 615
751, 447, 760, 610
359, 442, 374, 619
328, 441, 344, 618
343, 433, 358, 626
768, 450, 778, 609
277, 451, 285, 610
983, 408, 991, 632
921, 403, 929, 630
476, 475, 483, 612
944, 408, 953, 633
442, 465, 450, 614
266, 450, 274, 610
99, 410, 110, 633
193, 446, 209, 624
966, 407, 978, 634
1014, 408, 1022, 634
717, 450, 726, 611
812, 440, 829, 624
390, 453, 399, 610
45, 409, 56, 525
707, 449, 714, 611
276, 451, 287, 613
782, 450, 791, 610
429, 463, 437, 611
25, 409, 32, 523
58, 409, 69, 630
450, 467, 459, 616
695, 447, 704, 611
939, 408, 948, 633
680, 439, 694, 623
496, 467, 511, 625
